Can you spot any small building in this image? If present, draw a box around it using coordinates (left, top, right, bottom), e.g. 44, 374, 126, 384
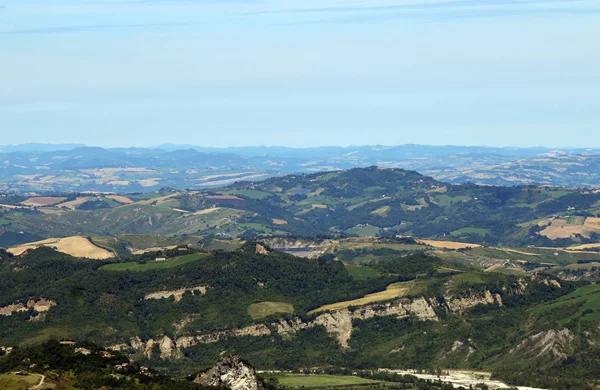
155, 258, 166, 261
60, 340, 76, 346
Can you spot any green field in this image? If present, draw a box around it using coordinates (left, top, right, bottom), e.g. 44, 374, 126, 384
345, 265, 381, 280
99, 253, 208, 272
275, 374, 382, 388
450, 227, 491, 236
345, 225, 382, 237
530, 283, 600, 323
248, 301, 294, 320
0, 373, 43, 390
225, 189, 273, 200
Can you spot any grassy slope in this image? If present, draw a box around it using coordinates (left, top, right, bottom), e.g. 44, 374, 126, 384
99, 253, 208, 271
248, 302, 294, 320
275, 374, 383, 387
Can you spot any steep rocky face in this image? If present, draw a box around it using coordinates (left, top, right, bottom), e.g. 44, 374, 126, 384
121, 277, 556, 359
509, 329, 574, 361
0, 298, 57, 316
194, 355, 264, 390
445, 291, 503, 314
144, 285, 209, 303
124, 290, 517, 358
255, 244, 269, 256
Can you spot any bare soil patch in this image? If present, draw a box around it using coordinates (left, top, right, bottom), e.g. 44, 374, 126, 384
308, 282, 411, 314
106, 195, 133, 204
58, 197, 94, 210
22, 197, 67, 206
417, 239, 481, 250
9, 236, 115, 259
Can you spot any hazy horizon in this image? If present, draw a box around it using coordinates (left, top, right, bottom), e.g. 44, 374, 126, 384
2, 142, 600, 151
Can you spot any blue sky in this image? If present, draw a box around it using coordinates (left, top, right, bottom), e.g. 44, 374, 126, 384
1, 0, 599, 148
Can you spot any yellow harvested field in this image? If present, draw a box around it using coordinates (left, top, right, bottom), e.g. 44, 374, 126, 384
106, 195, 133, 204
22, 196, 67, 206
272, 218, 288, 225
58, 197, 93, 210
567, 243, 600, 251
138, 178, 160, 187
296, 204, 328, 215
132, 245, 177, 255
107, 180, 130, 186
496, 248, 541, 256
417, 239, 481, 250
0, 203, 27, 209
584, 217, 600, 229
8, 236, 115, 260
308, 282, 411, 314
192, 208, 221, 215
138, 193, 181, 205
371, 206, 390, 216
308, 187, 326, 196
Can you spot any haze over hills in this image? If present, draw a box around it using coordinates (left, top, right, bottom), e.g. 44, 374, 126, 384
2, 143, 600, 193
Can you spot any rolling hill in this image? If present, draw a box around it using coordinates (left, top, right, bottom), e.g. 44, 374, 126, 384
2, 167, 600, 248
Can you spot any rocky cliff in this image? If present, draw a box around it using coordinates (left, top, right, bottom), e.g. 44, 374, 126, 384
194, 355, 264, 390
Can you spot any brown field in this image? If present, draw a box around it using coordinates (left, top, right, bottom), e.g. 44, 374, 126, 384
417, 239, 481, 250
272, 219, 288, 225
106, 195, 133, 204
205, 195, 244, 201
308, 281, 411, 314
22, 197, 67, 206
57, 197, 93, 210
539, 218, 600, 239
8, 236, 115, 260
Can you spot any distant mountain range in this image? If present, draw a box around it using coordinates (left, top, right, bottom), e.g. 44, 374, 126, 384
2, 144, 600, 193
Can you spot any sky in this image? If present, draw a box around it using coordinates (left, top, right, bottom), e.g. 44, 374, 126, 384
1, 0, 599, 148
